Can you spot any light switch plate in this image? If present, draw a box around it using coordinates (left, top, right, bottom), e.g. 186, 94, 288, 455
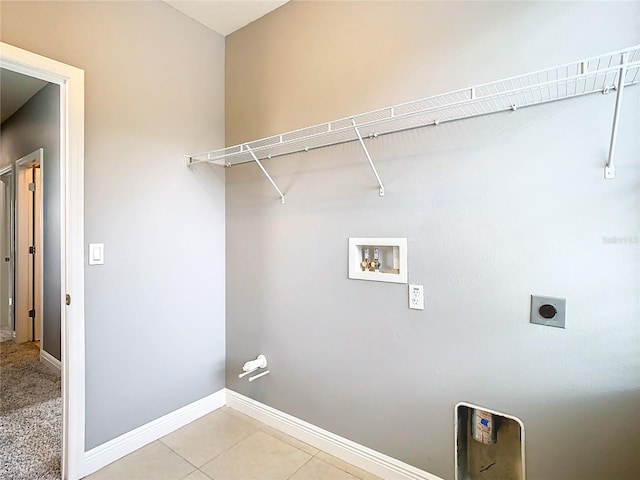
530, 295, 566, 328
89, 243, 104, 265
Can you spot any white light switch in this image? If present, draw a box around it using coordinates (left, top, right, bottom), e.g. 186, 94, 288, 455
409, 284, 424, 310
89, 243, 104, 265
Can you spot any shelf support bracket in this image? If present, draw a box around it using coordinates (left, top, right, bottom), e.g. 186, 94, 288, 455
605, 52, 628, 179
245, 145, 285, 205
352, 119, 385, 196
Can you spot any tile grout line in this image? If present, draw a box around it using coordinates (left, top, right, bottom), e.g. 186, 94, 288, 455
159, 409, 260, 471
223, 407, 371, 480
130, 408, 372, 480
220, 407, 267, 432
196, 468, 213, 480
292, 436, 323, 477
176, 464, 200, 480
220, 408, 319, 480
285, 454, 315, 480
157, 439, 202, 470
218, 407, 269, 455
316, 452, 373, 480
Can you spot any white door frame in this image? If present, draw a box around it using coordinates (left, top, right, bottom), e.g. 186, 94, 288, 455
0, 42, 85, 480
14, 149, 43, 344
0, 165, 13, 333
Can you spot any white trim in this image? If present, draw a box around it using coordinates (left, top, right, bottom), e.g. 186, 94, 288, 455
1, 41, 85, 480
37, 155, 44, 345
83, 389, 226, 478
0, 166, 14, 334
225, 389, 443, 480
14, 149, 42, 167
41, 348, 62, 372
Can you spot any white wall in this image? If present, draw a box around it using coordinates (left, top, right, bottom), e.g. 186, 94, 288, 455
0, 1, 226, 450
225, 2, 640, 479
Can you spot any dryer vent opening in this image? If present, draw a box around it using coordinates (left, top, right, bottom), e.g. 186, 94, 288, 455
456, 403, 525, 480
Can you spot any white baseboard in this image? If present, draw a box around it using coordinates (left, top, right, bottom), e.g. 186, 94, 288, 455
40, 349, 61, 372
225, 389, 443, 480
83, 388, 226, 478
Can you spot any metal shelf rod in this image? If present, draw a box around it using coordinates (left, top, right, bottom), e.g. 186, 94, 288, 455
352, 119, 385, 197
605, 52, 629, 179
189, 73, 639, 169
185, 45, 640, 195
190, 60, 638, 167
245, 145, 286, 205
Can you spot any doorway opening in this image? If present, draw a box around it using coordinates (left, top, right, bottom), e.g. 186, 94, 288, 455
14, 149, 43, 346
1, 42, 85, 480
1, 87, 62, 477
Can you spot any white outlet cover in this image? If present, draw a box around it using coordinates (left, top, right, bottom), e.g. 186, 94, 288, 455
409, 284, 424, 310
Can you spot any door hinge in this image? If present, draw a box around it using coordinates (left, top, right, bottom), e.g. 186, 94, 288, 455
28, 182, 36, 192
28, 309, 35, 318
65, 294, 71, 306
4, 257, 9, 262
29, 246, 36, 254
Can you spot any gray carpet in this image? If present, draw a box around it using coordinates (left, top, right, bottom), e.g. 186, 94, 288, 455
0, 325, 12, 343
0, 333, 62, 480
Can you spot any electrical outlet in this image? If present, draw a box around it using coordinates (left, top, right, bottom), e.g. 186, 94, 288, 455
409, 284, 424, 310
530, 295, 566, 329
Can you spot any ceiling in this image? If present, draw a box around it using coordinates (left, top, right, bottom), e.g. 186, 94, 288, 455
1, 69, 49, 124
164, 0, 289, 37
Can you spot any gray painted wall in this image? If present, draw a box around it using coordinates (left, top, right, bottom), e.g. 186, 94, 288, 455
1, 1, 226, 450
0, 83, 62, 360
225, 2, 640, 479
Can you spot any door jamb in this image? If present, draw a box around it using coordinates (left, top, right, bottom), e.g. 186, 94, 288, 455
0, 165, 13, 335
0, 42, 85, 480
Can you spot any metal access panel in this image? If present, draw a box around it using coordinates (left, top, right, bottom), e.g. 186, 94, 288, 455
530, 295, 566, 329
455, 403, 526, 480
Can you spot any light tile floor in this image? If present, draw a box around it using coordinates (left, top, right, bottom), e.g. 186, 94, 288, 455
85, 407, 382, 480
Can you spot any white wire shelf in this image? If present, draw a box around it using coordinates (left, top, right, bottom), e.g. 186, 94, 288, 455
186, 45, 639, 202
